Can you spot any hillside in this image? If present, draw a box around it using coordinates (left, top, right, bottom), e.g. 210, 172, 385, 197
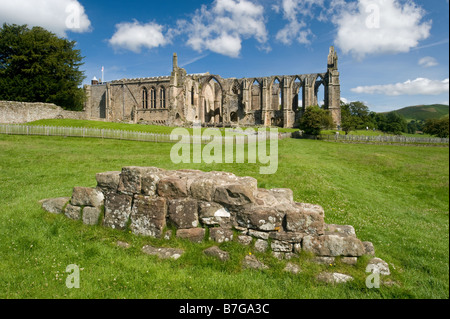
387, 104, 449, 121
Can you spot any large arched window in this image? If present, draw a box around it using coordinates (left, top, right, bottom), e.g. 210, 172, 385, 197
150, 87, 156, 109
142, 88, 148, 109
272, 78, 283, 111
160, 87, 166, 109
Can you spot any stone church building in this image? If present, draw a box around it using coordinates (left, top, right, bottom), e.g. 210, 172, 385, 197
84, 47, 341, 128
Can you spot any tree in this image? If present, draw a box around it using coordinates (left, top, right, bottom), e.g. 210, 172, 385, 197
340, 101, 375, 134
299, 105, 334, 136
423, 117, 450, 138
383, 112, 408, 135
407, 121, 418, 134
0, 24, 85, 110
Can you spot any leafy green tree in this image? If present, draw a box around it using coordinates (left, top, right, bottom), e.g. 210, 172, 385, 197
340, 101, 375, 134
407, 121, 418, 134
383, 112, 408, 135
299, 105, 334, 136
423, 117, 450, 138
0, 24, 85, 110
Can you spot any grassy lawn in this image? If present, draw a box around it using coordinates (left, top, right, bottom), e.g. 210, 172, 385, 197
0, 133, 448, 299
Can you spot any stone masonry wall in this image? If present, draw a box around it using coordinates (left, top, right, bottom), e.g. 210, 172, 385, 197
40, 167, 377, 263
0, 101, 87, 124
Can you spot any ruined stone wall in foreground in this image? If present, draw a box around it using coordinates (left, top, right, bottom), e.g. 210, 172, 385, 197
40, 167, 391, 284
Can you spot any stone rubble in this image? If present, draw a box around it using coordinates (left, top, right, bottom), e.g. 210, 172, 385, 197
40, 166, 391, 284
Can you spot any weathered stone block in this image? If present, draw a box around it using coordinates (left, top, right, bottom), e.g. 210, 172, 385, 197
242, 255, 268, 270
190, 178, 218, 202
254, 188, 278, 207
82, 206, 102, 225
176, 228, 205, 243
285, 210, 324, 236
142, 245, 184, 260
130, 196, 167, 238
367, 258, 390, 275
157, 176, 189, 198
270, 188, 294, 204
71, 187, 104, 207
168, 198, 199, 229
141, 172, 162, 197
65, 204, 81, 220
236, 205, 284, 231
203, 246, 230, 261
237, 235, 253, 246
118, 167, 161, 195
271, 240, 293, 252
302, 234, 365, 257
198, 201, 231, 227
248, 229, 270, 240
269, 231, 304, 243
317, 272, 354, 284
96, 171, 121, 194
40, 197, 70, 214
103, 193, 133, 230
325, 224, 356, 237
214, 184, 255, 208
209, 227, 233, 243
363, 241, 376, 256
254, 239, 269, 252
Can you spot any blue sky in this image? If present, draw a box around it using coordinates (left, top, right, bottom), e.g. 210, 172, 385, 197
1, 0, 449, 112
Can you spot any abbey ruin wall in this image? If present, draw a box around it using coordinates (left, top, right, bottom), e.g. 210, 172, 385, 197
84, 47, 341, 129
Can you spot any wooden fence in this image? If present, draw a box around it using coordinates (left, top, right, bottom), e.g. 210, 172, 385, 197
319, 133, 449, 144
0, 124, 287, 144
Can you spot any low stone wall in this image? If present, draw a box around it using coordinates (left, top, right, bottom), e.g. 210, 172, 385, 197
0, 101, 87, 124
40, 167, 377, 261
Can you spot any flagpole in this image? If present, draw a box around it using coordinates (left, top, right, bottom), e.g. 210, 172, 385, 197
102, 66, 104, 83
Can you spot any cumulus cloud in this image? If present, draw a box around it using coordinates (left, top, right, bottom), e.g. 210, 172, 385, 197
275, 0, 324, 45
109, 21, 169, 53
351, 78, 450, 96
179, 0, 269, 58
0, 0, 91, 37
333, 0, 432, 59
418, 56, 438, 68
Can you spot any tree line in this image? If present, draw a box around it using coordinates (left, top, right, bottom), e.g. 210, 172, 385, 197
299, 102, 449, 138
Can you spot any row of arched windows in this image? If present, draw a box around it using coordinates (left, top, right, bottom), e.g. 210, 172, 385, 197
142, 87, 166, 109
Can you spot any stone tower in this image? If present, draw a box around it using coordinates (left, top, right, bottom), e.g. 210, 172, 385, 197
326, 46, 341, 128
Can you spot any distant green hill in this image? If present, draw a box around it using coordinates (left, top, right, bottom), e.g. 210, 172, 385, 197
385, 104, 449, 122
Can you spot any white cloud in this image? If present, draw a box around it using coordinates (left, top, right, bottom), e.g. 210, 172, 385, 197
179, 0, 269, 58
418, 56, 438, 68
275, 0, 324, 45
109, 21, 169, 53
351, 78, 450, 96
333, 0, 432, 59
0, 0, 91, 37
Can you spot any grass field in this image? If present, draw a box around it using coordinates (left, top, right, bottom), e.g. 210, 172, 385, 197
0, 132, 448, 299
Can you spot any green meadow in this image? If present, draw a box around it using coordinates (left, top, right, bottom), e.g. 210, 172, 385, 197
0, 129, 448, 299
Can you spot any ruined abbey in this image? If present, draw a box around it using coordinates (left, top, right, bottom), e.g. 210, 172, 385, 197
84, 47, 341, 129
